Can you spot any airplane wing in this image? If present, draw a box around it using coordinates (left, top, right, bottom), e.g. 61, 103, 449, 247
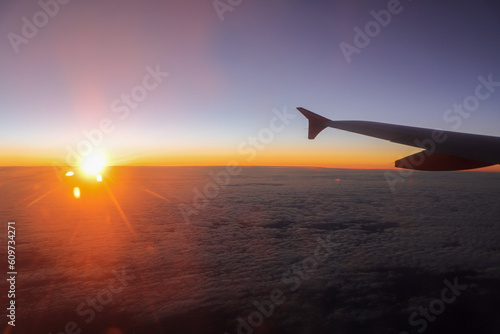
297, 107, 500, 171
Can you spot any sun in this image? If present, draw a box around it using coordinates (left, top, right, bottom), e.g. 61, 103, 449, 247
80, 153, 107, 176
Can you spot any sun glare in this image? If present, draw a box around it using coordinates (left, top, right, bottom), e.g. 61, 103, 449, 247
81, 154, 107, 176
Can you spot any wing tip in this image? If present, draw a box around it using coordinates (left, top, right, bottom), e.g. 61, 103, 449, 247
296, 107, 332, 139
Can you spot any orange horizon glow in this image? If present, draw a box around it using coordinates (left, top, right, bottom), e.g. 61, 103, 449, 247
2, 142, 500, 171
5, 130, 500, 173
2, 153, 500, 172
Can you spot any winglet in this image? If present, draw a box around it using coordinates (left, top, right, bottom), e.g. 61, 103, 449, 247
297, 107, 332, 139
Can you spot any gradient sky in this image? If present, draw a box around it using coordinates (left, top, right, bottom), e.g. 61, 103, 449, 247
1, 0, 500, 168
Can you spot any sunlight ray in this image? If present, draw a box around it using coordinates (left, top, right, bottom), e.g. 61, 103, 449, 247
143, 188, 172, 202
104, 182, 137, 237
27, 187, 59, 207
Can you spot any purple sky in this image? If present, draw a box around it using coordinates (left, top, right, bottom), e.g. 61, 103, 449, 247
1, 0, 499, 166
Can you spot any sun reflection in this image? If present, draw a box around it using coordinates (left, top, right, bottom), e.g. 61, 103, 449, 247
73, 187, 81, 199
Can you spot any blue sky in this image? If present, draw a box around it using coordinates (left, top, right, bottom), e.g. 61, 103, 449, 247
1, 0, 499, 167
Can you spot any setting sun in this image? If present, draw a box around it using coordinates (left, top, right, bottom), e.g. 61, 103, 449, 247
80, 154, 107, 176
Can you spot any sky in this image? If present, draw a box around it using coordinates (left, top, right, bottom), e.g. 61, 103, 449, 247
1, 0, 500, 169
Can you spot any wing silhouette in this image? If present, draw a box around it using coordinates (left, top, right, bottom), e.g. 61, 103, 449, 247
298, 107, 500, 171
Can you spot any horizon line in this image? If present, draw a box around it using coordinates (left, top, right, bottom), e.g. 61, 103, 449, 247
1, 165, 499, 172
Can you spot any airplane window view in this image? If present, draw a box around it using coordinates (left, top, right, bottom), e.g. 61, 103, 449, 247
1, 1, 499, 333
